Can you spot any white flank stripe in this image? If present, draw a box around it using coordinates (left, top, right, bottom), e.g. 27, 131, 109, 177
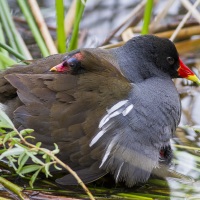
89, 129, 106, 147
92, 100, 134, 150
99, 114, 110, 128
99, 135, 118, 168
107, 100, 128, 114
122, 104, 134, 116
99, 110, 122, 129
116, 162, 124, 182
99, 100, 129, 129
108, 110, 122, 119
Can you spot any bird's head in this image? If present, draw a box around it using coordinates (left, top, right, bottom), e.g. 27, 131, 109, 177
119, 35, 200, 84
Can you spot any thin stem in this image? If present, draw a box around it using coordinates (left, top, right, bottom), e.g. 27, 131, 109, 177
28, 0, 58, 54
0, 22, 9, 56
0, 52, 17, 68
64, 0, 76, 38
17, 0, 50, 57
56, 0, 66, 53
141, 0, 154, 34
181, 0, 200, 23
68, 0, 87, 51
0, 1, 18, 51
0, 42, 26, 61
0, 0, 31, 59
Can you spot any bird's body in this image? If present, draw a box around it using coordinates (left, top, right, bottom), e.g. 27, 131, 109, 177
0, 35, 199, 186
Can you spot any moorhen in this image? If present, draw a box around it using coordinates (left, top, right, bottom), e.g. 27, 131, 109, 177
0, 35, 199, 187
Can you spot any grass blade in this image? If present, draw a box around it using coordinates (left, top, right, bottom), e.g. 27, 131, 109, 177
0, 22, 8, 56
0, 52, 17, 68
0, 0, 32, 59
0, 42, 26, 61
68, 0, 87, 51
28, 0, 58, 54
0, 1, 18, 51
17, 0, 50, 57
56, 0, 66, 53
141, 0, 154, 34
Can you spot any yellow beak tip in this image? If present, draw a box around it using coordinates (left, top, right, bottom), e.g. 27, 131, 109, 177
50, 67, 57, 72
187, 75, 200, 85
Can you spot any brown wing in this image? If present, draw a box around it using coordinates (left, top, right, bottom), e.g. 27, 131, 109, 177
2, 48, 132, 184
0, 54, 64, 102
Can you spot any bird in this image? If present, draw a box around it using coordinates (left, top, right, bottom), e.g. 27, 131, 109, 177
0, 35, 199, 187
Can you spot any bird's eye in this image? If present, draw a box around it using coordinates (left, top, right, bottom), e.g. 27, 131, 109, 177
167, 57, 175, 65
69, 62, 75, 67
68, 57, 79, 68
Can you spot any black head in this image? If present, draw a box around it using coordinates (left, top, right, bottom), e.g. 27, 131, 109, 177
117, 35, 182, 82
142, 35, 180, 78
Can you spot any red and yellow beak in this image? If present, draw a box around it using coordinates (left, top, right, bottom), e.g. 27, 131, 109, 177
50, 62, 69, 72
178, 58, 200, 85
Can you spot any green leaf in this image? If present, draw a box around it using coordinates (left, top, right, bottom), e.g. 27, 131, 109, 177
54, 163, 62, 171
18, 152, 26, 166
2, 130, 17, 145
17, 153, 29, 173
52, 143, 60, 154
44, 155, 51, 163
7, 156, 17, 170
0, 147, 24, 160
44, 163, 52, 178
19, 164, 41, 175
11, 141, 28, 150
24, 136, 35, 140
29, 168, 41, 188
35, 142, 42, 148
0, 128, 6, 133
20, 129, 34, 135
0, 110, 15, 129
0, 149, 6, 154
25, 151, 44, 165
42, 153, 47, 159
10, 138, 22, 146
